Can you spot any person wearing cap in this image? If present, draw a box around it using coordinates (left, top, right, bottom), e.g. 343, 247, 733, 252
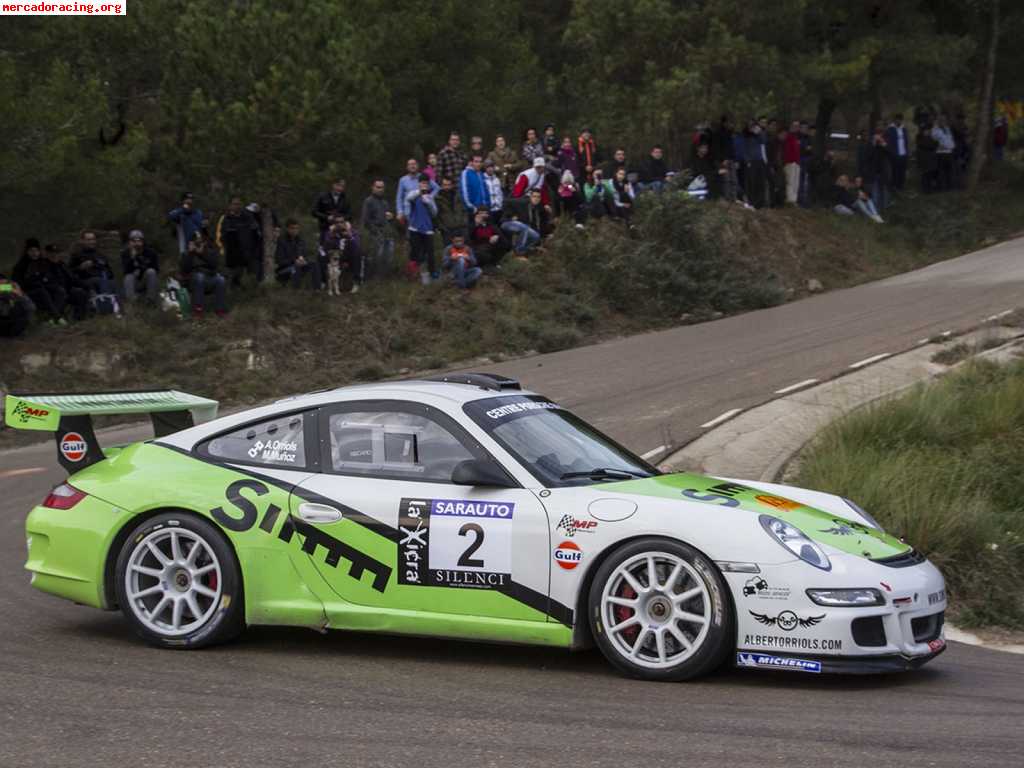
512, 156, 552, 205
168, 193, 204, 258
482, 159, 504, 223
459, 154, 491, 231
120, 230, 160, 305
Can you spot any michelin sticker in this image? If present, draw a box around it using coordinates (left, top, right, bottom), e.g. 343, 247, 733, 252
736, 652, 822, 673
398, 497, 515, 589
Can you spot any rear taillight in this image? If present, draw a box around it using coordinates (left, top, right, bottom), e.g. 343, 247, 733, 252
42, 483, 87, 510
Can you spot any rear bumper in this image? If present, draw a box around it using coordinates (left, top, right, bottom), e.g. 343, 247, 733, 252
25, 495, 129, 610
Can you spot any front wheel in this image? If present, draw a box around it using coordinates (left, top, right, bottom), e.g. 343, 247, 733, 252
589, 537, 733, 681
114, 513, 245, 649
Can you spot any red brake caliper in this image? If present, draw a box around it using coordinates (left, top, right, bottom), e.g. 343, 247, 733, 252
613, 583, 640, 642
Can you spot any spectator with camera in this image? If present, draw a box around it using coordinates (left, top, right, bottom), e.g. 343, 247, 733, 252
168, 193, 205, 258
405, 173, 439, 284
120, 229, 160, 305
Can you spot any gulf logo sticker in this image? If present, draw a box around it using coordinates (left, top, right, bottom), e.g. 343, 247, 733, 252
60, 432, 88, 462
553, 540, 583, 570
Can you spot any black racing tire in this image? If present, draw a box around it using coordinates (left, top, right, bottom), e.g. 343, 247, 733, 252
588, 537, 733, 681
114, 513, 245, 649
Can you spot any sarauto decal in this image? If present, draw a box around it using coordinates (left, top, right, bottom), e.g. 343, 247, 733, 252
736, 652, 822, 673
210, 479, 391, 592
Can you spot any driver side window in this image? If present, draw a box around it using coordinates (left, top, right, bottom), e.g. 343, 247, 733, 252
325, 409, 475, 482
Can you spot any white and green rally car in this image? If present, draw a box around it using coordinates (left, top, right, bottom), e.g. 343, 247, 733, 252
7, 374, 947, 681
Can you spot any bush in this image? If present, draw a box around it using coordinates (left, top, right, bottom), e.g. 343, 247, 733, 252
795, 359, 1024, 627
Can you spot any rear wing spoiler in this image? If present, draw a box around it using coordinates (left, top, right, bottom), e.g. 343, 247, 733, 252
3, 390, 219, 473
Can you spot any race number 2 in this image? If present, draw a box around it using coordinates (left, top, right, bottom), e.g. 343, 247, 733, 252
397, 498, 515, 589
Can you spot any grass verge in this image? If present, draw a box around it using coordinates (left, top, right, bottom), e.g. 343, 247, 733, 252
794, 358, 1024, 628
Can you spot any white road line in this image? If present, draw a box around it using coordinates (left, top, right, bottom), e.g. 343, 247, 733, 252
640, 445, 667, 460
774, 378, 819, 395
700, 409, 743, 429
0, 467, 46, 479
849, 353, 891, 369
985, 309, 1013, 322
940, 330, 952, 337
917, 339, 930, 345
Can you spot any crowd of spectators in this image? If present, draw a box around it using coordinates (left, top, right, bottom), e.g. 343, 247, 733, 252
0, 112, 1009, 338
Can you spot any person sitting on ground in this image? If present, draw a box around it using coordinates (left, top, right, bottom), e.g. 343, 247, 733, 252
69, 229, 115, 296
637, 145, 669, 194
690, 142, 717, 198
44, 244, 89, 321
469, 210, 510, 268
0, 271, 33, 337
13, 238, 67, 325
442, 231, 482, 291
120, 229, 160, 305
833, 174, 883, 223
275, 218, 321, 290
500, 194, 542, 257
180, 231, 228, 316
526, 188, 552, 238
851, 176, 884, 223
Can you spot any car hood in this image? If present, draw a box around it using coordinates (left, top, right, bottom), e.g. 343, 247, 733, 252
603, 472, 911, 560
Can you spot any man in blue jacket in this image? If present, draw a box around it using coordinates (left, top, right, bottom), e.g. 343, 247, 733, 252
459, 154, 491, 231
168, 193, 204, 258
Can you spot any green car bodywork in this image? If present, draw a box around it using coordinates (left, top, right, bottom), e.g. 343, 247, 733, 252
26, 442, 572, 648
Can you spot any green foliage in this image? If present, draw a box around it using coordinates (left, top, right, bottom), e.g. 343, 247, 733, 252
795, 359, 1024, 627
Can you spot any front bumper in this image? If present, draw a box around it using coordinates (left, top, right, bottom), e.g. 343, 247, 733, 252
729, 553, 948, 672
25, 495, 130, 610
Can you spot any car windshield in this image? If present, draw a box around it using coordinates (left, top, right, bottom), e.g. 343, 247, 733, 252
464, 395, 657, 487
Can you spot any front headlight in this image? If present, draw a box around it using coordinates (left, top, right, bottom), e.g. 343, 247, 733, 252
806, 588, 885, 607
842, 498, 883, 530
759, 514, 832, 571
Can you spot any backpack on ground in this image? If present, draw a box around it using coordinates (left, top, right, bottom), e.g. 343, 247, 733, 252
90, 293, 121, 316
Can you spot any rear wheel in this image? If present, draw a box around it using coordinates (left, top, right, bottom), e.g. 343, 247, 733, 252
589, 537, 732, 681
114, 513, 244, 649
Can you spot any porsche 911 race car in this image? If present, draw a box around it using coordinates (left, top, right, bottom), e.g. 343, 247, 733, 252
7, 375, 947, 681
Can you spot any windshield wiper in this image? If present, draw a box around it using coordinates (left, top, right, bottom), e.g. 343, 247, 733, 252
559, 467, 648, 481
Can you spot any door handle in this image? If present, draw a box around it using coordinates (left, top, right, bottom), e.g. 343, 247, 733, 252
296, 502, 343, 524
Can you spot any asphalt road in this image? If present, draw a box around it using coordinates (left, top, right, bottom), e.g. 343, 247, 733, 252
3, 236, 1024, 766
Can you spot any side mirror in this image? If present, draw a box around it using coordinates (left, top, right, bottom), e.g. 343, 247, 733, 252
451, 459, 517, 488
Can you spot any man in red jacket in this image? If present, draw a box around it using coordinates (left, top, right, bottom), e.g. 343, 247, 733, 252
783, 120, 802, 204
512, 157, 552, 206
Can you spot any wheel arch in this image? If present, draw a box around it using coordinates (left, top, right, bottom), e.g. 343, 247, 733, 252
103, 506, 242, 610
570, 533, 736, 652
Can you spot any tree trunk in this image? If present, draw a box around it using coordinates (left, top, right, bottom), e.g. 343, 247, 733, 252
260, 206, 277, 284
813, 97, 836, 161
968, 0, 1000, 191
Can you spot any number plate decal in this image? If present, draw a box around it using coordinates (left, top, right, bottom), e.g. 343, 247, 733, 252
397, 497, 515, 590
